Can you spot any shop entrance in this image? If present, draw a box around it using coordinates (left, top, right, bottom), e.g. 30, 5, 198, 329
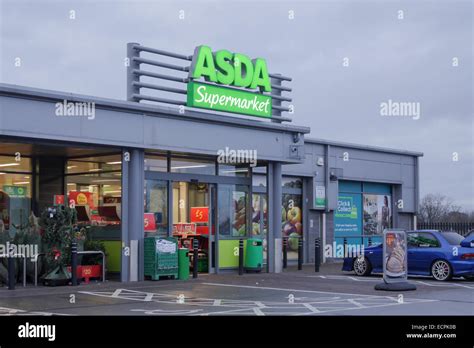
144, 167, 252, 274
172, 181, 216, 274
252, 193, 268, 268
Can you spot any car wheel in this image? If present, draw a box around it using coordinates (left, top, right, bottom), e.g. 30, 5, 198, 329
353, 256, 372, 276
431, 260, 452, 281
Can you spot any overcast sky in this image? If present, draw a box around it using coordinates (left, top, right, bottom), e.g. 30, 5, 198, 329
1, 0, 472, 210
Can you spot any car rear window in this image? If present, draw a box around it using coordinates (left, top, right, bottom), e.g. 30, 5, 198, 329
441, 232, 465, 245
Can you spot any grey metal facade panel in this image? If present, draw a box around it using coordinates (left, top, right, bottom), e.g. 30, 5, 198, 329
237, 133, 420, 214
281, 155, 315, 177
80, 108, 145, 145
401, 187, 416, 212
334, 158, 404, 183
401, 156, 416, 165
305, 137, 423, 157
282, 143, 326, 177
1, 96, 83, 138
0, 83, 310, 134
312, 144, 326, 157
398, 213, 414, 230
142, 115, 303, 162
331, 146, 406, 164
307, 210, 322, 263
0, 87, 307, 163
401, 164, 416, 187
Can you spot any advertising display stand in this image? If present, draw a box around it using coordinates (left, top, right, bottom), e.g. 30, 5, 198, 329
375, 229, 416, 291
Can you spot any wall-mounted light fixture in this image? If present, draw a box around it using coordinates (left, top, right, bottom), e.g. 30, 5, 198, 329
293, 133, 301, 143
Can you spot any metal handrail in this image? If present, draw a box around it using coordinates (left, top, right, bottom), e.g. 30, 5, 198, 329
32, 253, 45, 287
0, 253, 27, 287
33, 250, 106, 286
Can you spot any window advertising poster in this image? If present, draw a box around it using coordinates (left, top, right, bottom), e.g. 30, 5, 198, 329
334, 193, 362, 252
68, 191, 97, 222
313, 181, 326, 209
334, 194, 362, 235
232, 191, 246, 237
0, 191, 10, 230
382, 230, 407, 282
68, 191, 96, 210
282, 194, 302, 260
363, 194, 392, 235
144, 213, 156, 232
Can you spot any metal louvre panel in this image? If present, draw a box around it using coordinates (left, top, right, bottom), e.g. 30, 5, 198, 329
127, 43, 293, 122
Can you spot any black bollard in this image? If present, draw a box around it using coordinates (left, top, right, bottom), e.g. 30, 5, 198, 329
314, 238, 321, 272
282, 237, 288, 269
71, 240, 78, 286
7, 245, 15, 290
297, 237, 303, 270
192, 238, 198, 279
238, 239, 244, 275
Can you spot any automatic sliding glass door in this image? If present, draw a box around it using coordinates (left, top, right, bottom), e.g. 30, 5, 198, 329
172, 181, 216, 273
144, 170, 251, 274
252, 193, 268, 268
144, 179, 168, 237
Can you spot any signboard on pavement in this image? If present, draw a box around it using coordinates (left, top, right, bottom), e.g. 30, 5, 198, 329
382, 229, 408, 283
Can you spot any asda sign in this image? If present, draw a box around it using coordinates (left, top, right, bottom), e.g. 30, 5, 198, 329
187, 46, 272, 118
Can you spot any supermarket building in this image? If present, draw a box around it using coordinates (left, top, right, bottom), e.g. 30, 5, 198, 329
0, 43, 422, 282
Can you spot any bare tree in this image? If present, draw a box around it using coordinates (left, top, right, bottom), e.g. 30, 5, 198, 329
418, 193, 461, 223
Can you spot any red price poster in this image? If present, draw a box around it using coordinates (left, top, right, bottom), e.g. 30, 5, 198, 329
68, 191, 95, 209
144, 213, 156, 231
190, 207, 209, 223
54, 195, 65, 206
173, 223, 196, 234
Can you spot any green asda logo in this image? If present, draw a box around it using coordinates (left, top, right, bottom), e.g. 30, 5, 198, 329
190, 46, 271, 92
187, 46, 272, 118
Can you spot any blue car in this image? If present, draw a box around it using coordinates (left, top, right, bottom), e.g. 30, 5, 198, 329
342, 230, 474, 281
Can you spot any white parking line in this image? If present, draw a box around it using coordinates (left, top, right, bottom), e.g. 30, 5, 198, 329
415, 280, 474, 289
347, 299, 365, 308
308, 275, 379, 282
450, 283, 474, 289
308, 275, 474, 289
202, 282, 398, 298
80, 287, 437, 316
0, 307, 70, 316
112, 289, 122, 297
302, 303, 320, 313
